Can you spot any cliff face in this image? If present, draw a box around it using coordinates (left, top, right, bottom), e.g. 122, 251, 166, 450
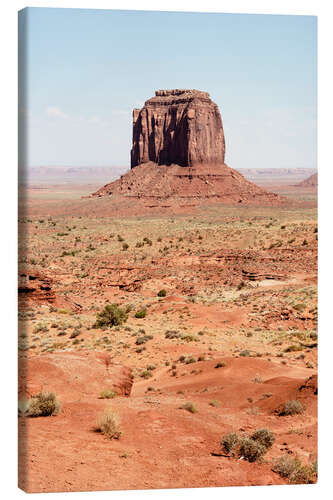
130, 89, 225, 168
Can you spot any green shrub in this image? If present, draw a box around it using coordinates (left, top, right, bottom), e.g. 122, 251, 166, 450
221, 433, 239, 454
157, 289, 167, 297
251, 428, 275, 449
135, 309, 147, 319
215, 361, 226, 368
239, 350, 251, 357
99, 390, 118, 399
209, 400, 219, 407
279, 400, 304, 416
27, 392, 60, 417
96, 408, 121, 439
94, 303, 128, 328
140, 370, 153, 379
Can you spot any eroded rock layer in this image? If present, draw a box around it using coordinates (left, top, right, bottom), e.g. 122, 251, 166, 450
131, 89, 225, 167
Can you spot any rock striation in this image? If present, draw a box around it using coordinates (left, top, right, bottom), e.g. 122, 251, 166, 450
131, 89, 225, 167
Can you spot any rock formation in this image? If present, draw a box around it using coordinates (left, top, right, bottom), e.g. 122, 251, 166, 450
296, 172, 318, 188
92, 89, 284, 206
131, 89, 225, 167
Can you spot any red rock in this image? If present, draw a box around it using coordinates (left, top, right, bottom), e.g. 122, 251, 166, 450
296, 172, 318, 188
131, 89, 225, 167
92, 89, 285, 206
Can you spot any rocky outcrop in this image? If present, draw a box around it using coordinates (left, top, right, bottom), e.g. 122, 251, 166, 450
296, 172, 318, 188
131, 89, 225, 167
92, 88, 285, 206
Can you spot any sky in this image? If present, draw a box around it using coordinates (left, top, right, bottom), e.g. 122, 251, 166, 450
19, 8, 317, 170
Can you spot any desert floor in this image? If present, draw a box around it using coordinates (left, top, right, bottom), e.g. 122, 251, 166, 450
18, 175, 317, 492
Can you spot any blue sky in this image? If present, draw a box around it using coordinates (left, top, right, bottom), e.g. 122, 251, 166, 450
20, 8, 317, 169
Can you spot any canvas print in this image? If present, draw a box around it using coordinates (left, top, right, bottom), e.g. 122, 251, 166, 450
18, 7, 317, 493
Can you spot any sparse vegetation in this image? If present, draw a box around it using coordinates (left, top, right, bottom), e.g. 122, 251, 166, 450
180, 402, 197, 414
272, 455, 317, 484
99, 390, 118, 399
279, 400, 304, 416
25, 392, 60, 417
221, 428, 275, 462
93, 304, 128, 328
96, 408, 121, 439
135, 309, 147, 319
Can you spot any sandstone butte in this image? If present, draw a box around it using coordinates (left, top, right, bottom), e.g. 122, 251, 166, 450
92, 89, 283, 205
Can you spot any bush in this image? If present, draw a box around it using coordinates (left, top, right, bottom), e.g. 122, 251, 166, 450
27, 392, 60, 417
181, 402, 197, 414
96, 408, 121, 439
122, 243, 129, 251
239, 350, 250, 357
238, 437, 267, 462
99, 390, 118, 399
279, 400, 304, 416
215, 361, 226, 368
221, 433, 239, 454
251, 428, 275, 449
94, 304, 128, 328
272, 456, 317, 484
135, 309, 147, 319
135, 335, 153, 345
221, 429, 275, 461
157, 289, 167, 297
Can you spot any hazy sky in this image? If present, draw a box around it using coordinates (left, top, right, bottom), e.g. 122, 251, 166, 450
20, 8, 317, 169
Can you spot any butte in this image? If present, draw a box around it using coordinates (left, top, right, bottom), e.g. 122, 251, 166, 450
92, 89, 283, 205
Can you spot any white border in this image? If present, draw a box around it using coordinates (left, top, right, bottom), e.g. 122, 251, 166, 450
1, 1, 332, 499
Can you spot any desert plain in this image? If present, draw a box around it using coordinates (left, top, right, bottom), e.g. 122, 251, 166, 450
17, 166, 317, 493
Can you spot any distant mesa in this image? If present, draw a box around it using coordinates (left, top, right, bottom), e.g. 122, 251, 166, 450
296, 172, 318, 188
92, 89, 283, 205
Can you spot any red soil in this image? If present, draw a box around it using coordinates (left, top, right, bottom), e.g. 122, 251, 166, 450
18, 351, 317, 493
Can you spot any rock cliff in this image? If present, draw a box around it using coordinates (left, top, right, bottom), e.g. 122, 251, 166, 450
130, 89, 225, 167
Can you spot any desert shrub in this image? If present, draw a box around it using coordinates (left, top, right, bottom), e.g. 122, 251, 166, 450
279, 400, 304, 416
239, 350, 250, 357
185, 356, 196, 364
157, 289, 167, 297
99, 390, 118, 399
33, 323, 49, 333
165, 330, 182, 339
181, 402, 197, 414
122, 243, 129, 251
136, 241, 144, 248
215, 361, 226, 368
117, 235, 124, 242
135, 335, 153, 345
135, 309, 147, 319
140, 370, 153, 379
221, 433, 239, 454
182, 334, 199, 342
238, 436, 266, 462
272, 456, 317, 484
251, 428, 275, 449
93, 303, 128, 328
96, 408, 121, 439
27, 392, 60, 417
209, 400, 219, 407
